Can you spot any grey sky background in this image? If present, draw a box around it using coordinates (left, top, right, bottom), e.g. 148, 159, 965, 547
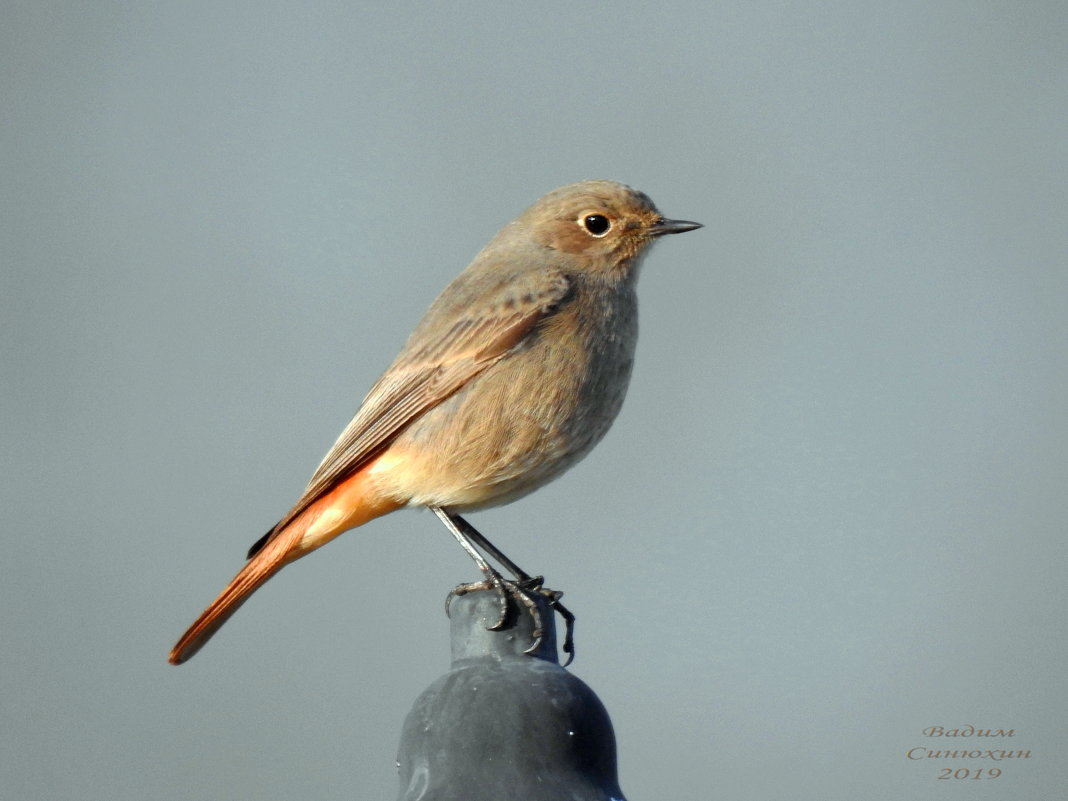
3, 2, 1066, 799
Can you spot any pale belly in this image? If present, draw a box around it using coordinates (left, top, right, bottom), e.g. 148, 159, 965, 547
370, 287, 638, 511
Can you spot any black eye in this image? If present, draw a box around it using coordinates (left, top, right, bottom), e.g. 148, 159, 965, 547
582, 214, 611, 236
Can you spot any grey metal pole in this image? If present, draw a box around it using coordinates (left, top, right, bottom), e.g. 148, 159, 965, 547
395, 588, 626, 801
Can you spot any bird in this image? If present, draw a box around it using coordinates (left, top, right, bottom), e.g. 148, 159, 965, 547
169, 180, 701, 664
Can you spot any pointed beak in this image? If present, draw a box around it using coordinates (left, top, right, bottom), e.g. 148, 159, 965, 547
649, 218, 703, 236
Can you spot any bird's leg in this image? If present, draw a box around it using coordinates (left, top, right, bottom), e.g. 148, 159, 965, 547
446, 512, 541, 588
431, 507, 513, 631
448, 511, 576, 662
430, 507, 576, 662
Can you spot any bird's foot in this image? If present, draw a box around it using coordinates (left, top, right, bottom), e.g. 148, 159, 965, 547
446, 574, 576, 664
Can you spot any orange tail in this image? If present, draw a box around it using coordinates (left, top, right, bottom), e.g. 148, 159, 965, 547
168, 534, 294, 664
169, 464, 404, 664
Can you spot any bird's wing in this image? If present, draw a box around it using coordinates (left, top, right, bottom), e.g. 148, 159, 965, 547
253, 268, 571, 551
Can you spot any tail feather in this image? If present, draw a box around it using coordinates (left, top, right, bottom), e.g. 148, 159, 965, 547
168, 460, 405, 664
168, 537, 293, 665
246, 527, 274, 560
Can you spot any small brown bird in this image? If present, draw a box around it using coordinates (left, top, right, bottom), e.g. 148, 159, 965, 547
169, 180, 701, 664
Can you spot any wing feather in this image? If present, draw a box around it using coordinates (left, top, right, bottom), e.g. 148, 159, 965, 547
261, 268, 571, 541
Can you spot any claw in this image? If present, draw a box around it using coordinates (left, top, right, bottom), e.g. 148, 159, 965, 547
519, 575, 545, 591
432, 506, 578, 664
549, 595, 576, 666
445, 578, 493, 616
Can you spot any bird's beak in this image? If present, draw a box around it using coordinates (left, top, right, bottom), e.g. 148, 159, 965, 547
649, 218, 703, 236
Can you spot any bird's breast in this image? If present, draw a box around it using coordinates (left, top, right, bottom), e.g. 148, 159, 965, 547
382, 281, 639, 510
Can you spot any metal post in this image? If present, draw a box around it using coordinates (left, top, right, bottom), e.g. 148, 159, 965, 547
396, 588, 626, 801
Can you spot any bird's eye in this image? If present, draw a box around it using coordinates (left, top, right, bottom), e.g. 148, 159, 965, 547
581, 214, 612, 237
